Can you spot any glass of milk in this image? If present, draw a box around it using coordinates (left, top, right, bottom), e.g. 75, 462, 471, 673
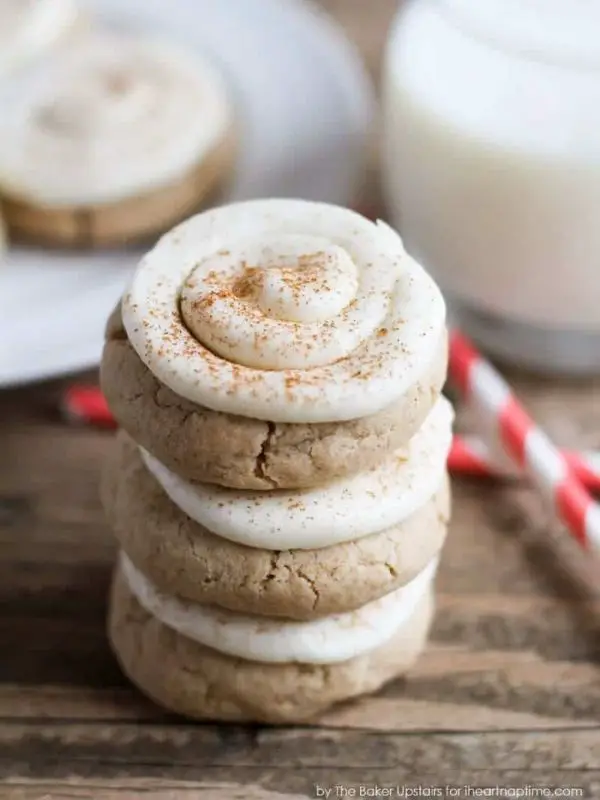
382, 0, 600, 373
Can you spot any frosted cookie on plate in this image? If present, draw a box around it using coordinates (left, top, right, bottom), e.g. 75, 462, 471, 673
101, 199, 448, 488
0, 0, 85, 78
0, 31, 236, 247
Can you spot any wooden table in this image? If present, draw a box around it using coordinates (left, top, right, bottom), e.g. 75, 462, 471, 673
2, 2, 600, 797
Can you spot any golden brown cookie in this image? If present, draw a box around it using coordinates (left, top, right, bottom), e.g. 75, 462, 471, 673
108, 564, 434, 724
101, 432, 450, 620
101, 309, 448, 490
3, 129, 236, 248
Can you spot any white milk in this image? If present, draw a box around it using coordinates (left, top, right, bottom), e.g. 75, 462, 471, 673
383, 0, 600, 372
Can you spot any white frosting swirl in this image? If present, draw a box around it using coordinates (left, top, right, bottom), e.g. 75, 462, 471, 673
123, 200, 446, 423
0, 0, 80, 78
141, 397, 453, 550
121, 552, 437, 664
0, 31, 233, 204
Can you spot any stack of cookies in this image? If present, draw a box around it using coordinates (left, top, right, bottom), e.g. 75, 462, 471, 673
101, 199, 453, 724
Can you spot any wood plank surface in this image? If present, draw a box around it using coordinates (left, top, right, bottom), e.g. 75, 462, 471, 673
1, 1, 600, 797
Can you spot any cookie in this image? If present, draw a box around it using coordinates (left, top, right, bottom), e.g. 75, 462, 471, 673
101, 311, 448, 490
101, 432, 450, 620
108, 564, 434, 724
0, 31, 235, 248
2, 130, 235, 248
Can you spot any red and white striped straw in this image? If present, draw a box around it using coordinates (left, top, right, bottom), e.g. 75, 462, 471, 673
449, 435, 600, 493
449, 329, 600, 555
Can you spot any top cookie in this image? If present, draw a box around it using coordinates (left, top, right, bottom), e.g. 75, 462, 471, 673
123, 199, 447, 424
102, 200, 448, 488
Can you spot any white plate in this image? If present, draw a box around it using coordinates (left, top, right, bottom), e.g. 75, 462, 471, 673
0, 0, 373, 387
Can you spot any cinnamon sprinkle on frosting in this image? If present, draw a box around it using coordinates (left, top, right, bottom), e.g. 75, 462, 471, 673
122, 199, 446, 423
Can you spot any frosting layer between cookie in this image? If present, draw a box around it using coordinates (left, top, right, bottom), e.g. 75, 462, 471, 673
122, 199, 446, 423
140, 396, 453, 550
121, 552, 437, 664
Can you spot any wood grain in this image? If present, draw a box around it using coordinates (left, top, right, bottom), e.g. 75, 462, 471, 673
0, 781, 310, 800
1, 0, 600, 797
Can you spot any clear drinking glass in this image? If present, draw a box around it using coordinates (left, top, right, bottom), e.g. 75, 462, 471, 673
382, 0, 600, 373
